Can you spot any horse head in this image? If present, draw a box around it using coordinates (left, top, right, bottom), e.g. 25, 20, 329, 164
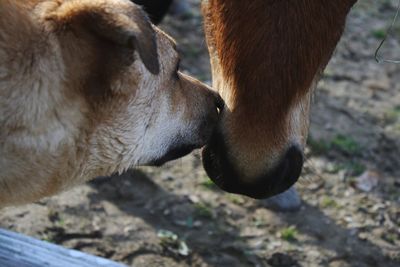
202, 0, 357, 199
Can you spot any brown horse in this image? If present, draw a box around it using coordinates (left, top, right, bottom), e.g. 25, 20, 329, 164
201, 0, 358, 199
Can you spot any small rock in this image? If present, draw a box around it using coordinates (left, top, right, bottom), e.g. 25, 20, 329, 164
102, 201, 119, 216
262, 187, 302, 212
358, 232, 368, 241
193, 220, 203, 228
188, 195, 200, 204
344, 216, 353, 223
354, 171, 381, 192
92, 216, 102, 231
163, 209, 170, 216
157, 229, 191, 257
325, 123, 334, 130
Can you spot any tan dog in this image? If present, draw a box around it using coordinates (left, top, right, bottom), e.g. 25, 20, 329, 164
0, 0, 221, 207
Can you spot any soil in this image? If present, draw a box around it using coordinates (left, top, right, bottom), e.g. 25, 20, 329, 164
1, 1, 399, 266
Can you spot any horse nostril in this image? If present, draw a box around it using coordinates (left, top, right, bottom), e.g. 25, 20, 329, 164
273, 146, 304, 195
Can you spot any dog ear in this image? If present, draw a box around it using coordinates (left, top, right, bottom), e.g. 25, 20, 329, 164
48, 1, 160, 75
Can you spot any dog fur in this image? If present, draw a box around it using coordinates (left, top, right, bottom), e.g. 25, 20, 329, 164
0, 0, 220, 207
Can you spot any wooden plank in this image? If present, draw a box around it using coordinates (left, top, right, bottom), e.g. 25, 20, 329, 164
0, 228, 127, 267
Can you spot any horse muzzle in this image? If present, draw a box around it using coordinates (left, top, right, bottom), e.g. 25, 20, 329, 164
202, 131, 304, 199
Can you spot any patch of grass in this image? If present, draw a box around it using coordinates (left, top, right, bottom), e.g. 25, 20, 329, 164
200, 178, 218, 190
308, 134, 361, 156
280, 226, 298, 242
371, 29, 386, 39
307, 136, 331, 155
331, 134, 361, 155
320, 196, 338, 209
194, 202, 213, 219
226, 194, 245, 205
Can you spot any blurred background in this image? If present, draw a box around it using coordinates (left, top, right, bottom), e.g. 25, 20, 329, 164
1, 0, 399, 266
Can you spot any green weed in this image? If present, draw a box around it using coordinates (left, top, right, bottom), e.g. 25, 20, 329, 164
280, 226, 298, 242
331, 134, 360, 155
226, 194, 245, 205
371, 29, 386, 39
200, 178, 217, 190
320, 196, 338, 208
308, 134, 361, 155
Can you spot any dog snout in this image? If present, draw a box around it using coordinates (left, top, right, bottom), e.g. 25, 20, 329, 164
179, 73, 223, 136
148, 76, 223, 167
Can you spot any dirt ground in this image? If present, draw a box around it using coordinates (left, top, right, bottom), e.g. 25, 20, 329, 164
1, 1, 399, 267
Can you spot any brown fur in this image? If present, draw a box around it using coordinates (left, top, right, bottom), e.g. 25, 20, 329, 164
0, 0, 220, 207
202, 0, 357, 179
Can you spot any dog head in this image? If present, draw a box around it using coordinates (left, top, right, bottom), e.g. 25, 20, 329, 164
0, 0, 221, 205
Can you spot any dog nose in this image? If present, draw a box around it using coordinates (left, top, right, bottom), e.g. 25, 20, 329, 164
202, 133, 304, 199
197, 99, 221, 142
213, 93, 225, 112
